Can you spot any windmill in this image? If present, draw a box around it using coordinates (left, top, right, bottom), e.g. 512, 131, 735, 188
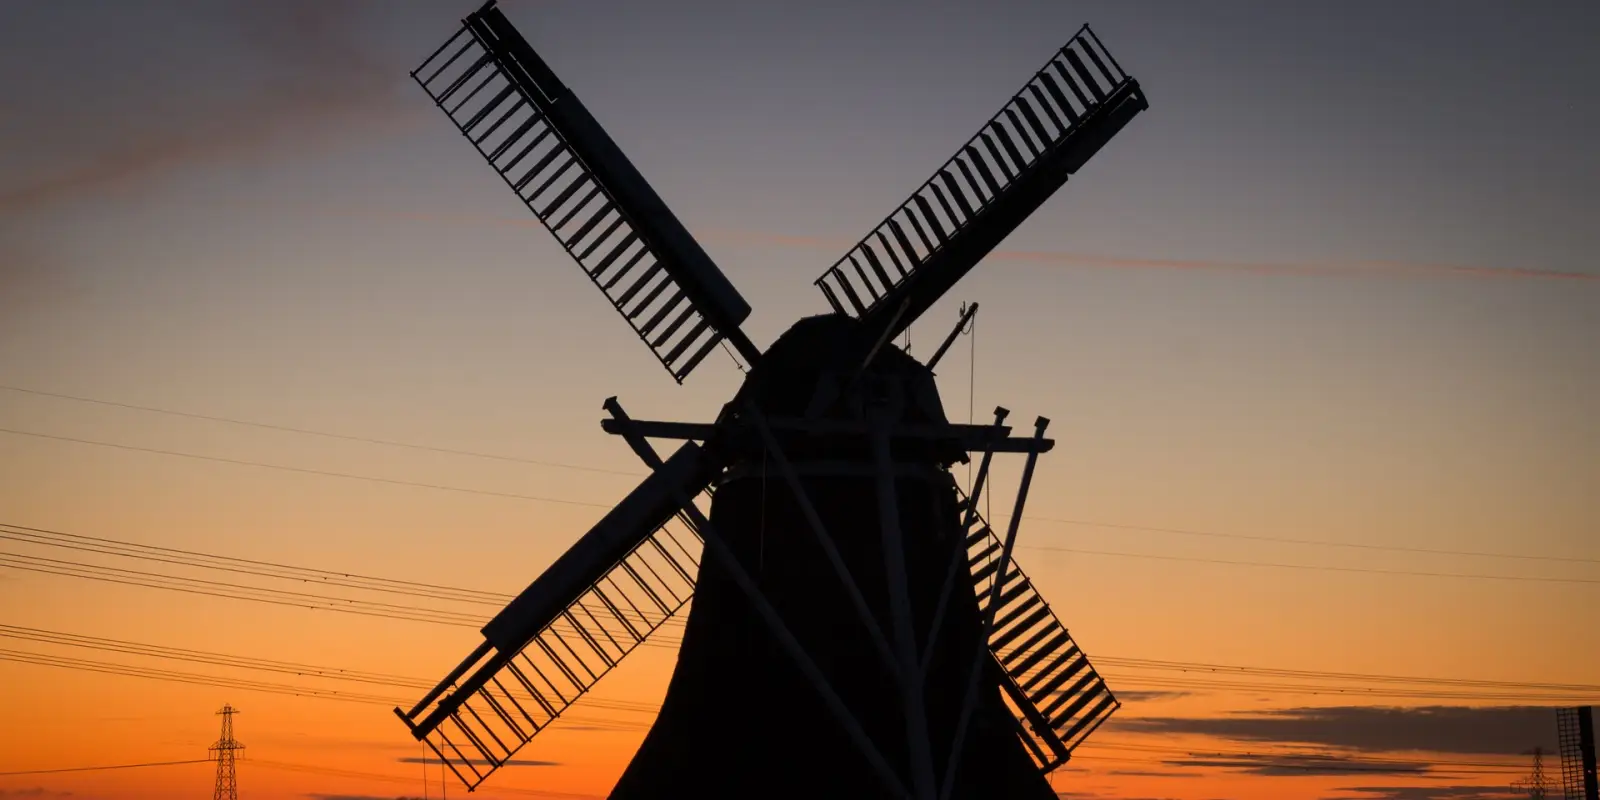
394, 2, 1148, 797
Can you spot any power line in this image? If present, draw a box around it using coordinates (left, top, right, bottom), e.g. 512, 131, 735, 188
0, 759, 213, 776
11, 635, 1584, 739
0, 523, 510, 605
0, 655, 1532, 782
8, 617, 1598, 719
0, 552, 484, 627
1091, 654, 1600, 693
1023, 544, 1600, 587
6, 385, 1591, 570
5, 507, 1592, 604
1021, 515, 1600, 566
0, 648, 405, 705
1, 644, 1572, 772
247, 759, 604, 799
0, 384, 643, 477
0, 646, 653, 732
0, 624, 664, 715
0, 556, 684, 649
0, 624, 432, 689
9, 523, 1600, 697
3, 533, 1593, 706
0, 523, 680, 639
0, 427, 614, 510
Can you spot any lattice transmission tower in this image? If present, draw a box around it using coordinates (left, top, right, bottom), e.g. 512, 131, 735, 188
210, 704, 244, 800
1517, 747, 1557, 800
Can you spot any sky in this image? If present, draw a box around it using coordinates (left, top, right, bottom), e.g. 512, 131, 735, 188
0, 1, 1597, 799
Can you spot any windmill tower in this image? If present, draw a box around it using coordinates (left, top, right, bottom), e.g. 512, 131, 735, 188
394, 2, 1148, 797
1558, 707, 1599, 800
210, 704, 243, 800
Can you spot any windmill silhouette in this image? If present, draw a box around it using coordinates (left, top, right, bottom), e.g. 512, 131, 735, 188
394, 3, 1148, 798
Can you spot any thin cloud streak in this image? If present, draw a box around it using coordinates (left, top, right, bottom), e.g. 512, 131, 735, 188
0, 2, 410, 216
1328, 785, 1522, 800
698, 226, 1599, 283
1115, 705, 1559, 756
327, 207, 1597, 283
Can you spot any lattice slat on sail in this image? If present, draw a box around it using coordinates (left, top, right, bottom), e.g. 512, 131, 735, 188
395, 442, 716, 790
413, 2, 753, 381
398, 514, 701, 790
960, 492, 1119, 772
815, 25, 1146, 340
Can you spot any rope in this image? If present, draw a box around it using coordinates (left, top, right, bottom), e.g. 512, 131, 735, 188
966, 304, 977, 495
720, 339, 748, 374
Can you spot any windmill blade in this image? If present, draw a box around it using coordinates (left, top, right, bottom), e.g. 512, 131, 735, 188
414, 1, 760, 382
394, 442, 716, 790
961, 493, 1119, 771
814, 26, 1147, 342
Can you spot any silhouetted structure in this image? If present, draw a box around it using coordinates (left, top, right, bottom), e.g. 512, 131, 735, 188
394, 2, 1147, 797
1519, 748, 1557, 800
210, 704, 243, 800
1558, 706, 1599, 800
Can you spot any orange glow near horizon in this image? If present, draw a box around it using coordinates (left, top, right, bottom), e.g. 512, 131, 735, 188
3, 1, 1598, 799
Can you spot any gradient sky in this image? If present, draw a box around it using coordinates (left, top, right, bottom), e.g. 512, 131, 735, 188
1, 2, 1597, 799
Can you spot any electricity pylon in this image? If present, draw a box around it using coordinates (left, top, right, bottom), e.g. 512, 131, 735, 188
1515, 747, 1556, 800
211, 704, 244, 800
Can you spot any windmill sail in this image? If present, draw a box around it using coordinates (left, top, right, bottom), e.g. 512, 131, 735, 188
961, 491, 1119, 770
394, 442, 713, 790
414, 0, 760, 382
814, 26, 1147, 341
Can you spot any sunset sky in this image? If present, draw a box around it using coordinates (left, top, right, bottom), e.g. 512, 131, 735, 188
1, 1, 1597, 799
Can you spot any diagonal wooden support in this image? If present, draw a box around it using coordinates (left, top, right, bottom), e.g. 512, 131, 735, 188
918, 406, 1008, 678
939, 415, 1049, 800
604, 399, 911, 800
925, 302, 978, 372
743, 400, 901, 680
871, 401, 938, 800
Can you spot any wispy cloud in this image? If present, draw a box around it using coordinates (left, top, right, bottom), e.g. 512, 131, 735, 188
1105, 768, 1203, 778
0, 790, 73, 798
1114, 690, 1193, 703
1163, 753, 1431, 777
248, 732, 414, 752
1113, 705, 1558, 756
1054, 793, 1185, 800
307, 795, 424, 800
0, 2, 409, 216
1326, 784, 1522, 800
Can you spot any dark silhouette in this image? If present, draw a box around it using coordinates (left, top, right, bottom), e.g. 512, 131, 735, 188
608, 316, 1057, 799
1558, 707, 1599, 800
393, 1, 1146, 796
210, 705, 243, 800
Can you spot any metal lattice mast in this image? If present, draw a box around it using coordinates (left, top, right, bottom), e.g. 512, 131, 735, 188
1516, 747, 1556, 800
210, 704, 244, 800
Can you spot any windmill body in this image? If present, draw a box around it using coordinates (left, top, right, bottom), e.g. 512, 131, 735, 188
393, 3, 1148, 797
611, 316, 1052, 798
